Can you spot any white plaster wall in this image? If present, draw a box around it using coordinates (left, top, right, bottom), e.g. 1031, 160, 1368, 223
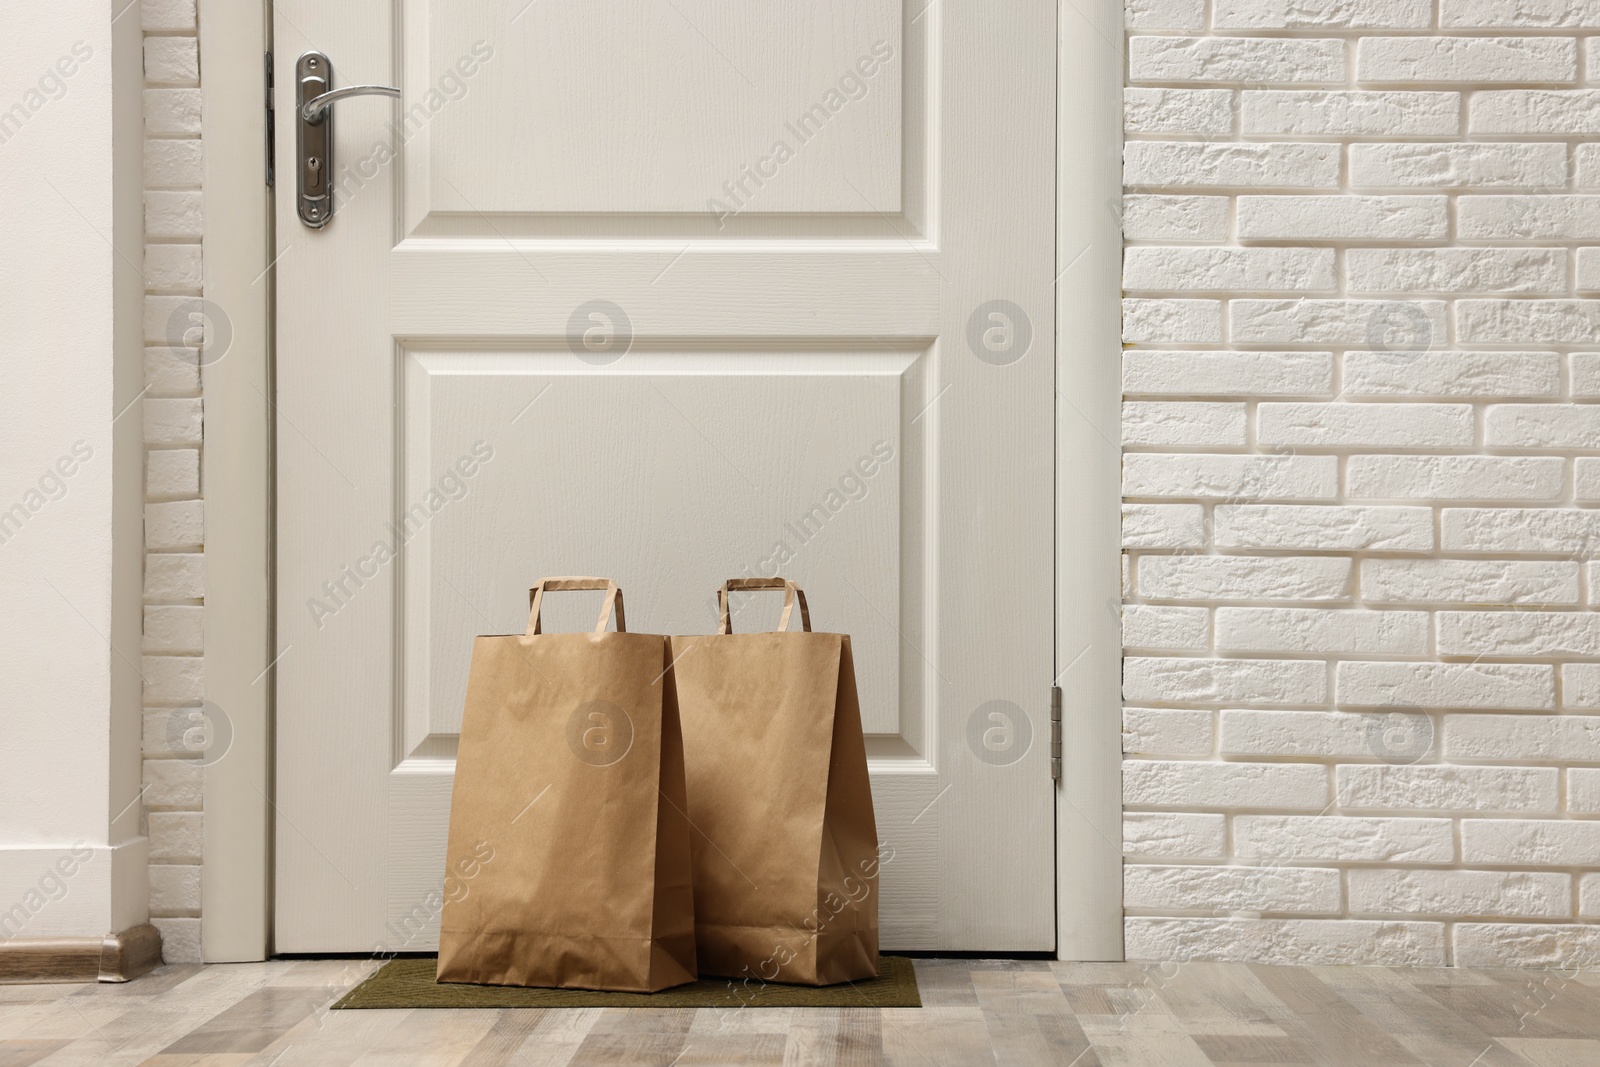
1122, 0, 1600, 967
0, 0, 149, 942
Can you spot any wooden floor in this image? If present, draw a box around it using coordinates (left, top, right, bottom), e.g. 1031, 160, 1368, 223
1, 957, 1599, 1066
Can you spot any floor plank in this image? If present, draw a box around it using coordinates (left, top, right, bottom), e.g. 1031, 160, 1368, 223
0, 958, 1595, 1067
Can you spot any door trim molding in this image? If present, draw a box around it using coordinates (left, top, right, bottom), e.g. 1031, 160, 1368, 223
199, 0, 1125, 962
196, 0, 274, 961
1055, 0, 1126, 962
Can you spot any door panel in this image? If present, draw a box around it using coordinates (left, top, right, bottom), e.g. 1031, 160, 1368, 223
275, 0, 1056, 953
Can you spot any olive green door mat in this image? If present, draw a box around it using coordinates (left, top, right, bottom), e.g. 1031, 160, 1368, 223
332, 956, 920, 1009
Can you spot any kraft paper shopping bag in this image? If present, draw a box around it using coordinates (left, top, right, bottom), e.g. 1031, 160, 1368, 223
436, 577, 697, 992
671, 578, 880, 986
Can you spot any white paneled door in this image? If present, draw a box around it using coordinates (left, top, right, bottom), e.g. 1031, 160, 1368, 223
273, 0, 1056, 952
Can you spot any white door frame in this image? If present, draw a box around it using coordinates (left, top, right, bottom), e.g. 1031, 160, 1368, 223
196, 0, 1124, 962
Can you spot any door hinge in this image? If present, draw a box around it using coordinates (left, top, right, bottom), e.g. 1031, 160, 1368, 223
1050, 685, 1062, 783
264, 51, 275, 187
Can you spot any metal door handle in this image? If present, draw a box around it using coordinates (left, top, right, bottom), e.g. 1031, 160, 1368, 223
302, 84, 401, 123
294, 51, 398, 228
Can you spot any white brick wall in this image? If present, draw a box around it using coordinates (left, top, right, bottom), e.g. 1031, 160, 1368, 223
141, 0, 202, 963
1123, 0, 1600, 967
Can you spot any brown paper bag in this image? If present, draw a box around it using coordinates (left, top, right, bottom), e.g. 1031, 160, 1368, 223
436, 577, 697, 992
671, 578, 880, 986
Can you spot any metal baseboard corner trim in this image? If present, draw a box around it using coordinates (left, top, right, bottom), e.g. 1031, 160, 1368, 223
0, 923, 163, 984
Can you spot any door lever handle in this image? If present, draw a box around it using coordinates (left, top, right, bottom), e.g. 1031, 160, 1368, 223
294, 51, 399, 228
302, 84, 401, 123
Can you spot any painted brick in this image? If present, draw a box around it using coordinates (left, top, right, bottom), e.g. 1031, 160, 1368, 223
142, 759, 202, 810
1124, 0, 1206, 30
1216, 607, 1430, 655
1124, 658, 1329, 706
1125, 918, 1446, 966
146, 500, 204, 551
1122, 299, 1224, 344
1122, 607, 1211, 652
1240, 91, 1460, 136
1579, 457, 1600, 501
1221, 709, 1435, 758
1129, 37, 1346, 85
1440, 611, 1600, 659
143, 398, 202, 447
1578, 248, 1600, 292
1575, 354, 1600, 396
1119, 0, 1600, 965
1358, 37, 1577, 84
1470, 90, 1600, 134
143, 88, 200, 138
1485, 404, 1600, 449
1348, 869, 1571, 918
1122, 503, 1208, 549
144, 553, 204, 600
1459, 196, 1600, 239
143, 604, 203, 654
1123, 759, 1330, 809
1442, 508, 1600, 555
1123, 246, 1336, 291
145, 358, 198, 404
1462, 819, 1600, 864
1138, 555, 1352, 602
1124, 812, 1226, 859
1584, 873, 1600, 914
1342, 351, 1560, 398
1124, 143, 1339, 191
1446, 713, 1600, 762
1459, 300, 1600, 344
144, 36, 199, 85
151, 917, 200, 964
1455, 924, 1600, 968
148, 816, 203, 870
144, 140, 203, 188
149, 863, 201, 912
1361, 559, 1579, 606
145, 448, 201, 498
1214, 0, 1433, 29
142, 654, 203, 703
1122, 402, 1248, 447
144, 190, 203, 239
1349, 143, 1568, 190
1124, 88, 1235, 136
1123, 351, 1333, 397
1233, 815, 1454, 863
143, 708, 193, 759
1337, 765, 1560, 812
142, 0, 197, 33
1125, 865, 1342, 913
1124, 454, 1338, 500
1570, 768, 1600, 811
1236, 196, 1449, 241
1345, 248, 1566, 295
1122, 195, 1231, 241
1337, 661, 1556, 710
1347, 456, 1566, 502
1214, 505, 1434, 551
143, 244, 203, 291
1441, 1, 1600, 28
1123, 706, 1213, 754
1258, 403, 1474, 449
1231, 299, 1447, 345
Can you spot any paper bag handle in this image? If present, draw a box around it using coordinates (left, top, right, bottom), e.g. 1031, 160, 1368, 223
527, 577, 625, 635
717, 577, 811, 634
